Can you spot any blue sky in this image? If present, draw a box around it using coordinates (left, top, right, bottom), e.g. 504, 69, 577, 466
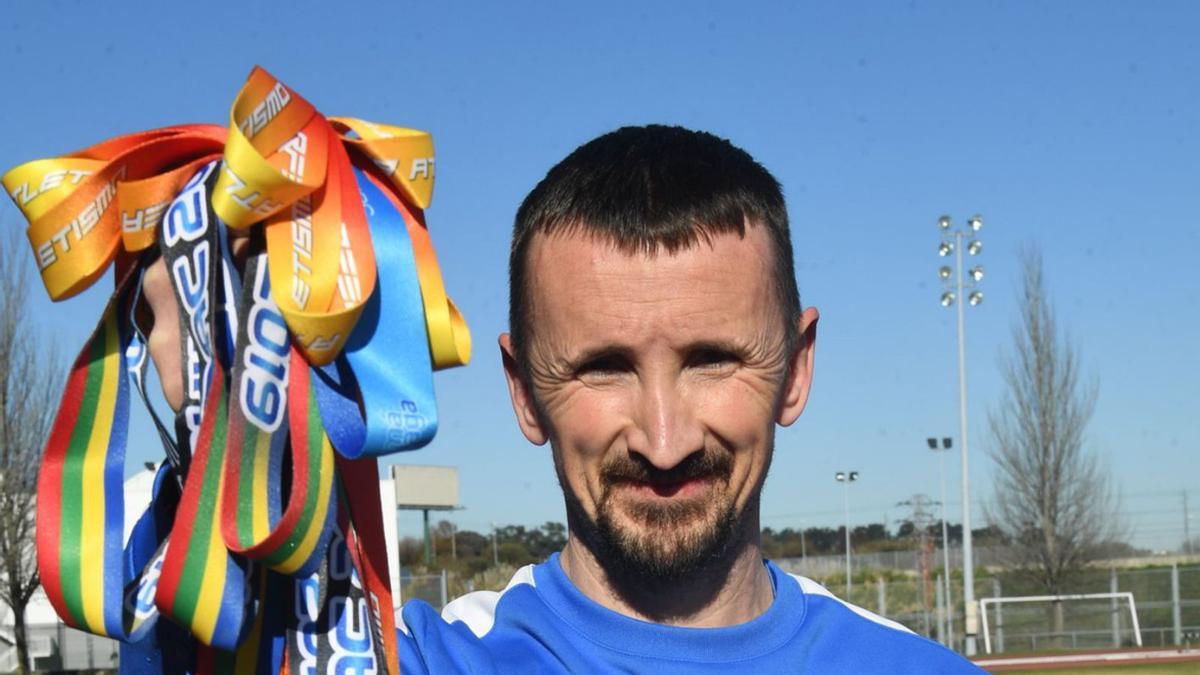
3, 1, 1197, 551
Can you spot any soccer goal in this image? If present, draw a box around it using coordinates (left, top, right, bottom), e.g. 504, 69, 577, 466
979, 592, 1142, 654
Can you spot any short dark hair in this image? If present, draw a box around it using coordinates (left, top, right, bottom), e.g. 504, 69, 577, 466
509, 124, 801, 365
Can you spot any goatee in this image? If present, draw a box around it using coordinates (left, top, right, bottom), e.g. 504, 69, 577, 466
562, 449, 747, 586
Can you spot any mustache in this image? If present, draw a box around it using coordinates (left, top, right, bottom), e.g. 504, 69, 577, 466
599, 449, 733, 487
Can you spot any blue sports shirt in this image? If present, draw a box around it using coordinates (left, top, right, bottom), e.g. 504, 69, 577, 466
397, 553, 983, 673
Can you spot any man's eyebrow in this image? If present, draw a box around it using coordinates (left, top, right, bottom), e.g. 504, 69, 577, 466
675, 338, 760, 361
682, 339, 744, 353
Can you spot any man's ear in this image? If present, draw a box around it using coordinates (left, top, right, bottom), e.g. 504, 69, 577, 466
499, 333, 549, 445
777, 306, 819, 426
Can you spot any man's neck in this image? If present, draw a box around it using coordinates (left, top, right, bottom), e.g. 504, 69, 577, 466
558, 534, 774, 627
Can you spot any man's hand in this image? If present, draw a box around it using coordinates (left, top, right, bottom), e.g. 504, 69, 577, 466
140, 229, 252, 412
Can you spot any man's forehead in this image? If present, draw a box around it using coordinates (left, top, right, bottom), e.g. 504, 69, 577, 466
527, 225, 772, 286
523, 227, 778, 347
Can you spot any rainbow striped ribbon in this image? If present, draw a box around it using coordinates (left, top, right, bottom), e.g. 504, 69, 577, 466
220, 255, 336, 576
34, 269, 160, 641
154, 362, 255, 650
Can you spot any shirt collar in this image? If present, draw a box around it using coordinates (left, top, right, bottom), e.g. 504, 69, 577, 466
531, 552, 808, 662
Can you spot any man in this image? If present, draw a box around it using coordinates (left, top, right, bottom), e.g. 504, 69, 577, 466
395, 125, 982, 672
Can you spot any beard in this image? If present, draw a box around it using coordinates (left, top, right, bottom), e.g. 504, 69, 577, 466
561, 448, 751, 586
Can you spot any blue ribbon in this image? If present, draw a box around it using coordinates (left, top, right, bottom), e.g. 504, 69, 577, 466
313, 168, 438, 458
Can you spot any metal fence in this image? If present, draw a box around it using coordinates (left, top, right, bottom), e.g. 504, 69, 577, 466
780, 545, 1012, 578
775, 558, 1200, 654
783, 547, 1199, 579
401, 569, 453, 610
7, 562, 1196, 668
0, 621, 119, 672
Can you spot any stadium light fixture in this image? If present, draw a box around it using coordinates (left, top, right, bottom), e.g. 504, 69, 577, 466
926, 436, 956, 647
835, 470, 859, 599
933, 212, 988, 655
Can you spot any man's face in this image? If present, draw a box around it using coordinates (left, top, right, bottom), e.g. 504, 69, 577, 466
501, 226, 817, 580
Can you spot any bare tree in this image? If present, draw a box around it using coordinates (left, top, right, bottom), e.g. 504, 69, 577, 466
986, 248, 1121, 636
0, 221, 61, 674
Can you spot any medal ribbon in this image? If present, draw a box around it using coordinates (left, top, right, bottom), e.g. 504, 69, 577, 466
219, 253, 336, 576
34, 265, 160, 640
42, 242, 217, 648
214, 66, 376, 367
336, 456, 400, 673
147, 165, 257, 650
311, 167, 437, 458
333, 119, 470, 370
10, 66, 475, 673
1, 125, 226, 300
154, 358, 255, 649
282, 470, 397, 675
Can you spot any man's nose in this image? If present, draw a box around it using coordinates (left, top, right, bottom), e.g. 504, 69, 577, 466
629, 372, 704, 471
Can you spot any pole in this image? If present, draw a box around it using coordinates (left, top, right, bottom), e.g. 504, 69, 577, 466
844, 479, 852, 598
451, 521, 458, 561
1110, 567, 1120, 648
423, 509, 432, 566
877, 576, 887, 616
1171, 563, 1182, 645
954, 230, 978, 655
920, 565, 930, 636
993, 577, 1004, 654
936, 573, 946, 644
491, 521, 499, 567
1184, 490, 1192, 556
938, 447, 954, 649
947, 554, 955, 649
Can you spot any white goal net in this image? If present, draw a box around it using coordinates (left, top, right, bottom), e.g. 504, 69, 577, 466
979, 592, 1142, 654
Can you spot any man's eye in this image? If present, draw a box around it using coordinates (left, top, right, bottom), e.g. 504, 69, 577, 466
577, 355, 630, 377
689, 349, 738, 369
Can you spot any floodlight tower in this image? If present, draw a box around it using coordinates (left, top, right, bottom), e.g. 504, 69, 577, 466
927, 436, 955, 647
937, 213, 984, 655
835, 470, 859, 598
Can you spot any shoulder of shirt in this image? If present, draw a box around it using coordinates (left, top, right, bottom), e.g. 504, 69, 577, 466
417, 563, 538, 638
782, 570, 982, 670
783, 570, 914, 635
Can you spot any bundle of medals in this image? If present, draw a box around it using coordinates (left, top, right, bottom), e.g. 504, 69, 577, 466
2, 66, 470, 674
